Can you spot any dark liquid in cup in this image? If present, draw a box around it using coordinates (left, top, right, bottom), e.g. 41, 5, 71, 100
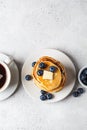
0, 64, 6, 88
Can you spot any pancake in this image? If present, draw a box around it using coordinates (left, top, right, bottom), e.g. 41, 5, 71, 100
32, 56, 66, 93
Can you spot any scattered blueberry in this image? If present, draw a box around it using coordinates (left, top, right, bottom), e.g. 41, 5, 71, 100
37, 70, 43, 76
46, 93, 53, 99
77, 88, 84, 94
40, 95, 47, 101
73, 91, 79, 97
49, 66, 57, 72
40, 90, 54, 101
41, 90, 47, 95
39, 62, 47, 69
25, 75, 32, 80
32, 61, 36, 67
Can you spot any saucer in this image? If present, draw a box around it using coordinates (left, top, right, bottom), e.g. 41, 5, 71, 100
0, 53, 19, 101
21, 49, 76, 103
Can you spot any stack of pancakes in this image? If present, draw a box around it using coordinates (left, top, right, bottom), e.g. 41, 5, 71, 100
32, 56, 66, 93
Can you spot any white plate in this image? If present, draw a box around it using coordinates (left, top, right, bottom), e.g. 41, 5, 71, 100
0, 53, 19, 101
22, 49, 76, 103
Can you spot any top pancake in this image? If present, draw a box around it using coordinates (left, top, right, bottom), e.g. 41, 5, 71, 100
32, 56, 66, 93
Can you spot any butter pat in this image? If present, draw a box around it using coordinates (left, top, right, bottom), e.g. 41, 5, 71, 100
43, 70, 53, 80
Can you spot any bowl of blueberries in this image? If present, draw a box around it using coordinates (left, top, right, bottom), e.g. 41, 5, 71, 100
78, 66, 87, 88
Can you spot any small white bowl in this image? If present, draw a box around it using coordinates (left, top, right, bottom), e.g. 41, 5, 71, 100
78, 66, 87, 88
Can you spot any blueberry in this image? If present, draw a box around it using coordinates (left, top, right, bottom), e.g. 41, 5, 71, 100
82, 79, 87, 85
39, 62, 47, 69
80, 68, 87, 79
73, 91, 79, 97
32, 61, 36, 67
80, 69, 87, 85
49, 66, 57, 72
41, 90, 47, 95
40, 95, 47, 101
80, 74, 86, 81
46, 93, 53, 99
37, 70, 43, 76
82, 68, 87, 75
25, 75, 32, 80
77, 88, 84, 94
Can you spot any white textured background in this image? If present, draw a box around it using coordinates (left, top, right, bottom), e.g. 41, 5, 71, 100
0, 0, 87, 130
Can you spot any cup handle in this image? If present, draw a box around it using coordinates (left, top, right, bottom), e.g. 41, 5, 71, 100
4, 56, 13, 66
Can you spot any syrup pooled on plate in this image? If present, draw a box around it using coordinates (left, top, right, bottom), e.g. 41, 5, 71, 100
0, 64, 6, 88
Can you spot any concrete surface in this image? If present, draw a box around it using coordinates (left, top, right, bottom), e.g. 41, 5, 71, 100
0, 0, 87, 130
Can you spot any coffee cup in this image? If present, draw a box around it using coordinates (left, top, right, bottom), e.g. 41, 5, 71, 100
0, 56, 13, 93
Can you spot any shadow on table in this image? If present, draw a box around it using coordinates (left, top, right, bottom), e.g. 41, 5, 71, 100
13, 60, 23, 93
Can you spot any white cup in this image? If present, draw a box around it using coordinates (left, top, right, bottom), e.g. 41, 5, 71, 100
0, 56, 13, 93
